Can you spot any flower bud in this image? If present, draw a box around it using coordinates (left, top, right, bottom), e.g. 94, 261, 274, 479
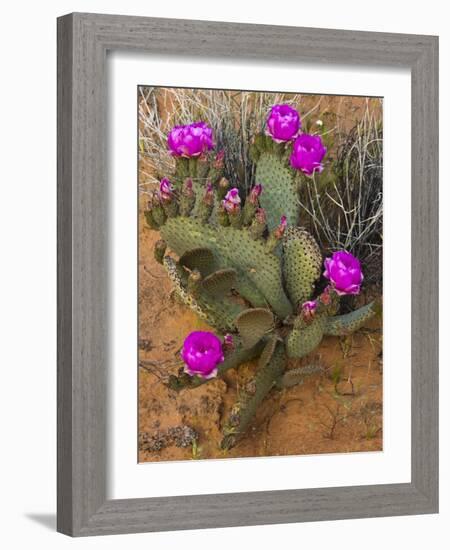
249, 208, 267, 240
159, 178, 173, 202
179, 178, 195, 216
300, 300, 317, 323
213, 149, 225, 170
198, 182, 214, 224
223, 333, 235, 355
222, 188, 241, 213
249, 183, 263, 205
319, 285, 332, 306
274, 215, 287, 239
217, 177, 230, 200
203, 182, 214, 206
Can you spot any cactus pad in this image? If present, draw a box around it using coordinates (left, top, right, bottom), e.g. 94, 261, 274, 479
325, 301, 378, 335
221, 340, 286, 449
163, 256, 244, 332
235, 308, 274, 348
258, 334, 278, 369
201, 268, 237, 298
179, 247, 217, 277
282, 227, 322, 308
255, 152, 299, 231
160, 217, 293, 318
286, 316, 327, 358
277, 363, 324, 389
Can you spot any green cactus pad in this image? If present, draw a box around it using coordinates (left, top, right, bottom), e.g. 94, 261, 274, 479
144, 210, 159, 230
163, 256, 244, 332
235, 308, 274, 349
160, 217, 293, 318
276, 363, 324, 389
255, 152, 299, 231
325, 301, 377, 336
151, 204, 166, 227
221, 340, 286, 449
282, 227, 322, 308
234, 277, 269, 309
258, 334, 278, 369
201, 268, 237, 298
178, 247, 217, 277
286, 316, 326, 358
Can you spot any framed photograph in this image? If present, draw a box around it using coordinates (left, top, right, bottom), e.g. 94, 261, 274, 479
57, 13, 438, 536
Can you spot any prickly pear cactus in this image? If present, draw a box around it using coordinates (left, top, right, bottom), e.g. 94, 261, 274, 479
144, 107, 380, 449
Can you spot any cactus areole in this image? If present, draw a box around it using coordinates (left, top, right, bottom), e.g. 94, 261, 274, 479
144, 109, 379, 449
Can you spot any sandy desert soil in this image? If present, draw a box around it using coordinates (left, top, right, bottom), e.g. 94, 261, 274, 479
138, 92, 383, 462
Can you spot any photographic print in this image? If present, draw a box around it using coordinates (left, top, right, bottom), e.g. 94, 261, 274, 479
138, 87, 383, 462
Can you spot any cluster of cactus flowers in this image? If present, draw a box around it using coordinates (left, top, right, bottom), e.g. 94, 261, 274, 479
144, 103, 380, 450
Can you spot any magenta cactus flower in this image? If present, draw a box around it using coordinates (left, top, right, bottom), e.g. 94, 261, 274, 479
167, 122, 214, 157
290, 133, 327, 175
323, 251, 363, 296
181, 331, 224, 379
222, 188, 241, 213
266, 104, 301, 142
159, 178, 173, 201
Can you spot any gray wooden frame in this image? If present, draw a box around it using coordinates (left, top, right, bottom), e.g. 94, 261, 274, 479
57, 12, 439, 537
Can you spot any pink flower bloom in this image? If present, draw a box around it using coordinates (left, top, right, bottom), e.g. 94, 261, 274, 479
324, 251, 363, 296
159, 178, 173, 201
290, 133, 327, 175
181, 331, 224, 379
222, 188, 241, 213
266, 104, 301, 142
167, 122, 214, 157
